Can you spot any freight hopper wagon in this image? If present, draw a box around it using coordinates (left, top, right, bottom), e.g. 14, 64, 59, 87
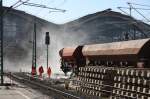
59, 46, 86, 75
59, 39, 150, 99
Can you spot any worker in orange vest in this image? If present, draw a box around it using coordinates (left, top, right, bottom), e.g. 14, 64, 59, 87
31, 66, 36, 77
47, 67, 51, 78
39, 66, 44, 78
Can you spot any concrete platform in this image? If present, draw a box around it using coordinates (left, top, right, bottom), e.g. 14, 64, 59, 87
0, 76, 52, 99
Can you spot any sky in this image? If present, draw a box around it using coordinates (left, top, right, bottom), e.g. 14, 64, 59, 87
3, 0, 150, 24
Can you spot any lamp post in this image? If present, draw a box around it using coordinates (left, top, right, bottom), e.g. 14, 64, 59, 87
45, 32, 50, 71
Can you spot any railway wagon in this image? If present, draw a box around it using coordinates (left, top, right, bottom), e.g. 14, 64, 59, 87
59, 38, 150, 99
59, 46, 85, 75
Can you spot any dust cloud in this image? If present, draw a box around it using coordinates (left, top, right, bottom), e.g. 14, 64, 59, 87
3, 11, 89, 76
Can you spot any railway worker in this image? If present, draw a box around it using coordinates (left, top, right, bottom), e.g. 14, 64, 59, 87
47, 67, 51, 78
39, 66, 44, 78
31, 66, 36, 78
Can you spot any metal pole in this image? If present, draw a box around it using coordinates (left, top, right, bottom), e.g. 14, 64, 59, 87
47, 45, 48, 70
0, 0, 3, 85
32, 32, 34, 67
129, 6, 132, 17
34, 19, 36, 73
45, 32, 50, 72
31, 18, 37, 75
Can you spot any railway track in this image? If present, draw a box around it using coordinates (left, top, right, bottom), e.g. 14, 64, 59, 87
9, 73, 82, 99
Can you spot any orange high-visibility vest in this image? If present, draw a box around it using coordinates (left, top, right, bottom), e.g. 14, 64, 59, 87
47, 67, 51, 78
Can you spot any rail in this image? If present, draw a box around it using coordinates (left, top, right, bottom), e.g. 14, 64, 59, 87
11, 73, 81, 99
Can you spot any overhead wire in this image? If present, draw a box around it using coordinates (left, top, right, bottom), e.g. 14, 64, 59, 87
49, 0, 67, 13
129, 2, 150, 8
3, 0, 22, 15
22, 2, 66, 12
13, 0, 30, 8
118, 7, 150, 10
10, 0, 21, 8
118, 7, 129, 15
117, 2, 150, 37
127, 3, 150, 22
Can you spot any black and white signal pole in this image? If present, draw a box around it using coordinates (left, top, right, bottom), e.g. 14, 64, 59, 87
45, 32, 50, 70
31, 17, 37, 75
